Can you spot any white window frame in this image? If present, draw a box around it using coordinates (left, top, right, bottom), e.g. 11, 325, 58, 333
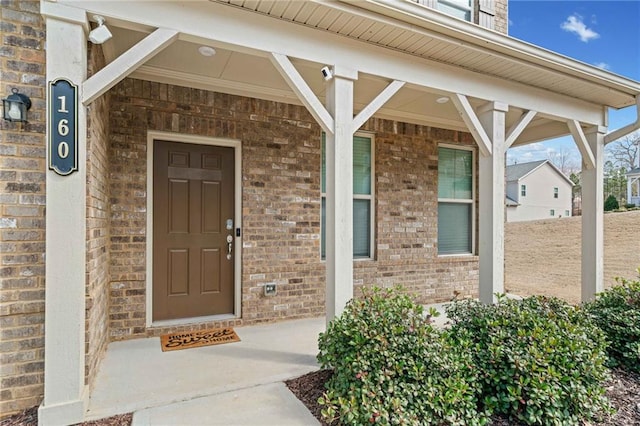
321, 131, 375, 260
437, 0, 473, 22
437, 143, 476, 257
553, 187, 559, 198
550, 209, 555, 216
521, 184, 527, 197
565, 210, 570, 217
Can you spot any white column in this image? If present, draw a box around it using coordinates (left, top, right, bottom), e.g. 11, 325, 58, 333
39, 12, 88, 426
581, 126, 606, 301
477, 102, 508, 304
325, 66, 357, 323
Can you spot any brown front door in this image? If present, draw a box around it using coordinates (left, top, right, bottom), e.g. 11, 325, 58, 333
153, 140, 235, 321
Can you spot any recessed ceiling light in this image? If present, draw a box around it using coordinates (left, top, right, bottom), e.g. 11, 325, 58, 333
436, 96, 450, 104
198, 46, 216, 57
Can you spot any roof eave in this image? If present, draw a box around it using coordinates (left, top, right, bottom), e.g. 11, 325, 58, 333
337, 0, 640, 108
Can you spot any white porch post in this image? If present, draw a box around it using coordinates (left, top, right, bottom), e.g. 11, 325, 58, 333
325, 66, 358, 322
39, 6, 88, 425
270, 55, 402, 323
581, 126, 606, 301
477, 102, 508, 303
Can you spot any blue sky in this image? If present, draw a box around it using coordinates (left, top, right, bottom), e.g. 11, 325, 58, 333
506, 0, 640, 168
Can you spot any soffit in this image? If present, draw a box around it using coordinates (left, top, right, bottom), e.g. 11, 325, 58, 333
215, 0, 639, 110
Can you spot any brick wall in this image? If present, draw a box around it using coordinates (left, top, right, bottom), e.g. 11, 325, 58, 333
0, 0, 46, 417
358, 122, 479, 301
107, 78, 479, 340
494, 0, 508, 34
84, 43, 110, 388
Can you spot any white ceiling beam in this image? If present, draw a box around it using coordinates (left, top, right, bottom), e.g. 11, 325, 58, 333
510, 121, 569, 147
130, 66, 470, 132
58, 0, 605, 125
505, 110, 537, 148
568, 120, 596, 170
40, 1, 90, 32
451, 94, 492, 156
269, 53, 334, 135
82, 27, 178, 105
352, 80, 405, 133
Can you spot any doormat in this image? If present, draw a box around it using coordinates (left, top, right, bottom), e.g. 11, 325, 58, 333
160, 327, 240, 352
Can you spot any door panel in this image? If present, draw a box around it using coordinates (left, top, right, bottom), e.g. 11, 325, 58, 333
169, 179, 189, 233
153, 140, 235, 321
168, 249, 189, 295
202, 182, 221, 233
201, 249, 221, 293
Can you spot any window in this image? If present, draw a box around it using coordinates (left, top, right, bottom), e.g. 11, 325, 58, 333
438, 146, 474, 255
321, 133, 374, 259
565, 210, 570, 217
553, 187, 559, 198
550, 209, 555, 216
436, 0, 472, 21
521, 185, 527, 197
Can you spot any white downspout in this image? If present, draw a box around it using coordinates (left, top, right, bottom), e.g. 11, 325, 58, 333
604, 96, 640, 144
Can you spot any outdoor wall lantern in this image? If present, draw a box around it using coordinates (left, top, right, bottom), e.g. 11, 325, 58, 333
2, 88, 32, 123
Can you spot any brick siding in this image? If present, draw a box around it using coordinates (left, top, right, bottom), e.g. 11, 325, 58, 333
0, 0, 46, 417
107, 79, 479, 340
494, 0, 508, 34
84, 43, 110, 389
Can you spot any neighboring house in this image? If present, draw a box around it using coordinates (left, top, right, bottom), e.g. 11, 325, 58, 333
506, 160, 574, 222
1, 1, 639, 424
627, 167, 640, 206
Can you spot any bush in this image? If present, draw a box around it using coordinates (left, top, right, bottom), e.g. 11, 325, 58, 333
584, 274, 640, 372
446, 296, 611, 425
317, 286, 488, 425
624, 203, 637, 209
604, 194, 619, 211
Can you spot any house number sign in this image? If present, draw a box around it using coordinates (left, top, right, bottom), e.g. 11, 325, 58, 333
48, 79, 78, 176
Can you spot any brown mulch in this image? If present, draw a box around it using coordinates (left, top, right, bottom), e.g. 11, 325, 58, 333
286, 369, 336, 425
0, 407, 132, 426
286, 368, 640, 426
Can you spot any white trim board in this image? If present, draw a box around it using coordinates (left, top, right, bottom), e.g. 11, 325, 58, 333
145, 131, 243, 327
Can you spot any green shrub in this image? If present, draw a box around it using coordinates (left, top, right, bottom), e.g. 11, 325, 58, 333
446, 296, 611, 425
604, 194, 619, 211
317, 286, 488, 425
624, 203, 637, 209
584, 274, 640, 372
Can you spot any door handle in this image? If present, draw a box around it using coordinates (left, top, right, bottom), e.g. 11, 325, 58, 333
226, 235, 233, 260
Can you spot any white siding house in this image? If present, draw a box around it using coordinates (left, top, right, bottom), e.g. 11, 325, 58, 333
628, 167, 640, 206
506, 160, 574, 222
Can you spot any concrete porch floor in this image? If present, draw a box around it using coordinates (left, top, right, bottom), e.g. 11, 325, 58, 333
85, 317, 325, 424
85, 302, 456, 424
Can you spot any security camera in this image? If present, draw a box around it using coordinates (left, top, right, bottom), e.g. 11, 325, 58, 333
88, 15, 113, 44
321, 66, 333, 81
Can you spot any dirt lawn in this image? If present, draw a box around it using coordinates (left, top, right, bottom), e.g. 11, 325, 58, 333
505, 210, 640, 305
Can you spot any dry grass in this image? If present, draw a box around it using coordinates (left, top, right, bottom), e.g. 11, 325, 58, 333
505, 210, 640, 304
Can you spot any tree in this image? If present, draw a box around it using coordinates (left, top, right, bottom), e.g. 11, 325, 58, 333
603, 161, 628, 204
607, 133, 639, 171
548, 148, 578, 175
604, 194, 619, 211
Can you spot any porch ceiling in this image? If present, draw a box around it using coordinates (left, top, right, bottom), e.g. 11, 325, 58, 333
107, 26, 497, 133
84, 0, 640, 145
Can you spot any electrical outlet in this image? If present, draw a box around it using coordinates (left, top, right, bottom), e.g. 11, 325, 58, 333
264, 283, 277, 296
